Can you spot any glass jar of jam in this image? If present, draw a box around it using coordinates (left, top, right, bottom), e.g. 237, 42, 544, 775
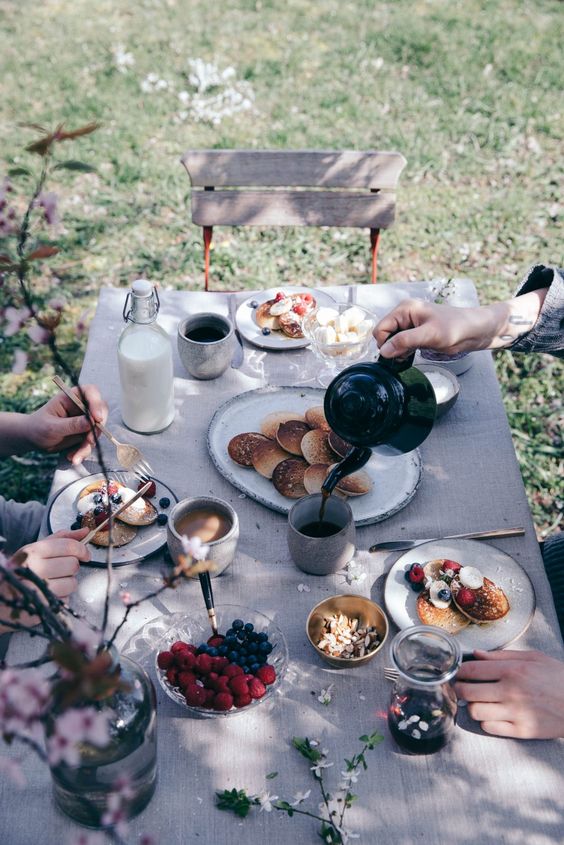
387, 625, 461, 754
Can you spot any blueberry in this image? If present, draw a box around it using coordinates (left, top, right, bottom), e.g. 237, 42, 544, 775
225, 628, 235, 638
232, 619, 244, 630
197, 643, 209, 654
157, 513, 168, 526
404, 569, 412, 583
256, 653, 267, 664
250, 662, 261, 674
228, 651, 239, 663
218, 645, 228, 656
262, 327, 271, 336
224, 635, 237, 647
207, 647, 218, 657
247, 631, 259, 642
257, 631, 268, 642
242, 665, 250, 674
110, 493, 122, 505
93, 505, 105, 516
238, 646, 248, 656
410, 582, 425, 593
70, 520, 82, 531
236, 655, 246, 666
259, 641, 273, 654
159, 497, 170, 509
438, 588, 451, 602
236, 629, 246, 641
93, 493, 103, 504
74, 513, 83, 527
246, 642, 257, 655
244, 622, 254, 633
250, 299, 259, 309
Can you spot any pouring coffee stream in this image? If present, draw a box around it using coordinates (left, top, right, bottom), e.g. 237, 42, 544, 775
320, 337, 437, 522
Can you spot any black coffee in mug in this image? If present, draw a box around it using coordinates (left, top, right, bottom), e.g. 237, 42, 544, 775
185, 325, 227, 343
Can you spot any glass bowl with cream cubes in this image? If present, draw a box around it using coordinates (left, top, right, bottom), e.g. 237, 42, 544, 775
302, 304, 376, 386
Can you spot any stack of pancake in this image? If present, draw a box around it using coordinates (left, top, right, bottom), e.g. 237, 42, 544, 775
228, 406, 373, 500
78, 480, 157, 547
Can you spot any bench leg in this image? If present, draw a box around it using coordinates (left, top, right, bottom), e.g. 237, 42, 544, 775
203, 225, 213, 292
370, 228, 380, 284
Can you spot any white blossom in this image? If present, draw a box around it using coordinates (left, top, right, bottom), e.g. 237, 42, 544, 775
340, 767, 360, 784
311, 759, 334, 777
113, 44, 135, 73
257, 790, 278, 812
297, 583, 310, 593
317, 684, 335, 706
290, 789, 311, 806
180, 534, 210, 561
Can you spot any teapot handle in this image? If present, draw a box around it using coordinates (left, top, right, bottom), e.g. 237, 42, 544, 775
379, 329, 416, 373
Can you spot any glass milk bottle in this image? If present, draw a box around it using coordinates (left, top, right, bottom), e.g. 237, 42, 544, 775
118, 279, 175, 433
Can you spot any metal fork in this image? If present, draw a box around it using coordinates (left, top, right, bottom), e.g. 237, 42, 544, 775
52, 376, 153, 481
384, 666, 399, 683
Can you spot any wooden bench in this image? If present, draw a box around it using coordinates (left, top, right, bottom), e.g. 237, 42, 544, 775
181, 149, 406, 290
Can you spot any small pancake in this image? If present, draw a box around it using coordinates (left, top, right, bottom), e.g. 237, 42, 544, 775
117, 495, 157, 527
303, 463, 330, 494
261, 411, 306, 440
252, 440, 292, 479
276, 420, 310, 455
278, 310, 304, 339
228, 432, 272, 467
272, 458, 308, 498
423, 559, 450, 582
328, 430, 353, 458
301, 429, 339, 465
326, 464, 372, 496
82, 512, 137, 548
416, 592, 470, 634
255, 300, 280, 330
305, 406, 330, 431
78, 480, 157, 526
453, 577, 510, 623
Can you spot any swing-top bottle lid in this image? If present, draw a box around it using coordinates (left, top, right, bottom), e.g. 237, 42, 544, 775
131, 279, 153, 298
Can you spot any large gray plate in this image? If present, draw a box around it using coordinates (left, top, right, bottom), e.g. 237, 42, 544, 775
47, 471, 177, 566
384, 538, 536, 653
207, 386, 422, 526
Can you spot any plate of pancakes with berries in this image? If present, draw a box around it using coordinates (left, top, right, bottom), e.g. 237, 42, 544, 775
47, 471, 178, 566
235, 286, 338, 350
384, 538, 536, 653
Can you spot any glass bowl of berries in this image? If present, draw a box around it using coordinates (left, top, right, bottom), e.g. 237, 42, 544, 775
153, 605, 288, 717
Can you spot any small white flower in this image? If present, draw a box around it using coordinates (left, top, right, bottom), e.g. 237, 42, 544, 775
290, 789, 311, 806
257, 790, 278, 812
311, 759, 334, 777
180, 534, 210, 561
340, 767, 360, 784
317, 684, 335, 706
297, 583, 310, 593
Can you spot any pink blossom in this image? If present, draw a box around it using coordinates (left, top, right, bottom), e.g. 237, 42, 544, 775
47, 707, 111, 767
75, 308, 92, 337
11, 349, 28, 375
70, 618, 101, 658
36, 191, 59, 226
101, 791, 129, 838
0, 755, 26, 788
4, 306, 31, 337
113, 774, 135, 800
27, 323, 51, 344
47, 731, 80, 767
0, 668, 51, 738
119, 590, 132, 606
67, 832, 105, 845
180, 534, 209, 561
48, 296, 66, 312
78, 707, 111, 746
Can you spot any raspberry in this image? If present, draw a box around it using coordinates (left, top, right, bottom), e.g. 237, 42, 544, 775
203, 672, 219, 690
292, 302, 308, 316
185, 685, 207, 707
157, 650, 174, 670
234, 694, 252, 708
171, 641, 190, 655
443, 560, 462, 574
302, 292, 314, 302
229, 676, 250, 697
456, 587, 476, 609
93, 507, 110, 527
408, 564, 425, 584
248, 677, 267, 699
274, 292, 285, 302
196, 653, 213, 675
177, 671, 197, 690
222, 663, 244, 679
207, 635, 224, 648
138, 479, 156, 497
213, 692, 234, 712
255, 665, 276, 685
176, 651, 196, 670
214, 656, 229, 670
165, 668, 178, 686
215, 676, 231, 692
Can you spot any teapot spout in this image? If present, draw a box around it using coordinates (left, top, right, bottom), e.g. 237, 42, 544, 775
322, 446, 372, 496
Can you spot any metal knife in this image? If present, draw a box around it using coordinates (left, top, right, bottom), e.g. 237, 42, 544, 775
369, 527, 525, 552
229, 296, 245, 369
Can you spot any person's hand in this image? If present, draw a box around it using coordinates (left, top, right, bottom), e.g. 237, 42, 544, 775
0, 529, 91, 632
373, 299, 496, 359
455, 649, 564, 739
26, 384, 108, 464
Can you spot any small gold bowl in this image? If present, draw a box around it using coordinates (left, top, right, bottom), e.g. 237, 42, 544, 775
306, 594, 389, 669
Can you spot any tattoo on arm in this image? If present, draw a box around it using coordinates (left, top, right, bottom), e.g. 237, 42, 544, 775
498, 315, 535, 343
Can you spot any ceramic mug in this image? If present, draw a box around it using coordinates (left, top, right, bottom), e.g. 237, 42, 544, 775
167, 496, 239, 578
287, 493, 356, 575
177, 313, 235, 380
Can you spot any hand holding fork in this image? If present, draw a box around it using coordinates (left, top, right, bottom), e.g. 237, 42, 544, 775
52, 377, 153, 481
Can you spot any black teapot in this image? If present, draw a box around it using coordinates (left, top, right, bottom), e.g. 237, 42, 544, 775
322, 348, 437, 494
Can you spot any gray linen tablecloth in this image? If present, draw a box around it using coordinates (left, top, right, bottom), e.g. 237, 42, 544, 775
2, 281, 563, 845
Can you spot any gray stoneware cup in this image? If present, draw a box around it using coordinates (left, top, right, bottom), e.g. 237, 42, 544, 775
167, 496, 239, 578
287, 494, 356, 576
177, 313, 235, 380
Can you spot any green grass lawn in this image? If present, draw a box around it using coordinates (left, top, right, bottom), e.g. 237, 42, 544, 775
0, 0, 562, 536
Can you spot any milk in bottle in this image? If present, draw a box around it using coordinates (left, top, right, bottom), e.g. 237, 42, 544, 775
118, 279, 175, 433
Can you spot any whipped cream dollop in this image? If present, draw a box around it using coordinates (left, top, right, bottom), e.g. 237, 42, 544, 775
459, 566, 484, 590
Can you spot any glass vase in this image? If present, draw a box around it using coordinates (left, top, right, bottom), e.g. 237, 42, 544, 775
49, 655, 157, 827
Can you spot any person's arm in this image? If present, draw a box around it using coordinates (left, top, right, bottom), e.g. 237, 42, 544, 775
0, 528, 91, 633
373, 289, 549, 359
0, 384, 108, 464
455, 649, 564, 740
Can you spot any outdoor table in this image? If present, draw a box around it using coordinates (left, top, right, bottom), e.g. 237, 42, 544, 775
2, 281, 563, 845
